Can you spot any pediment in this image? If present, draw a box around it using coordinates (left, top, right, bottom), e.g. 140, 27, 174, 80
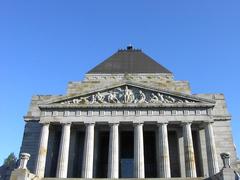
46, 83, 215, 106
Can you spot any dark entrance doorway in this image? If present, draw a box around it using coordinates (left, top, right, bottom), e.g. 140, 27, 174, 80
96, 131, 109, 178
144, 131, 157, 177
168, 131, 181, 177
45, 125, 61, 177
192, 130, 203, 177
120, 131, 134, 178
71, 131, 85, 178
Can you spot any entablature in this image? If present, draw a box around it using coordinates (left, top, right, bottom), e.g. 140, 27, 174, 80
38, 107, 213, 125
39, 115, 212, 124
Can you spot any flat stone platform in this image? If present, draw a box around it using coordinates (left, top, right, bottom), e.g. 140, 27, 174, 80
44, 178, 204, 180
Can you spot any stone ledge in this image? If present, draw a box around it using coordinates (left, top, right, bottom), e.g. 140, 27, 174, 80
43, 178, 204, 180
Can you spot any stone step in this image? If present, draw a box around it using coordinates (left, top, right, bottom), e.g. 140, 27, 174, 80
43, 178, 204, 180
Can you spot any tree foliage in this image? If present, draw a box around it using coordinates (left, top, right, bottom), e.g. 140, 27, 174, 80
3, 153, 17, 167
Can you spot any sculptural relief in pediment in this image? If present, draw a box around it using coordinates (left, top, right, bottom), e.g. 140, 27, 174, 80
57, 85, 199, 105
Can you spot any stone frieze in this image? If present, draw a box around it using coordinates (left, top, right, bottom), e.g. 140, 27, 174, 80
57, 85, 198, 105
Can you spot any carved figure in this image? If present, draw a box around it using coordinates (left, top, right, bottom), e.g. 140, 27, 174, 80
96, 92, 105, 103
79, 97, 89, 104
124, 86, 134, 103
138, 90, 147, 103
167, 96, 176, 103
73, 98, 81, 104
108, 92, 119, 103
184, 99, 192, 103
150, 93, 159, 103
157, 93, 165, 103
90, 94, 96, 104
177, 99, 184, 103
188, 99, 194, 103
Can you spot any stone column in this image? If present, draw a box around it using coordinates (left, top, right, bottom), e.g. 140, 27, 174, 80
82, 123, 95, 178
56, 123, 71, 178
134, 123, 145, 178
177, 129, 186, 177
205, 122, 219, 176
183, 122, 197, 177
107, 123, 119, 178
157, 123, 171, 178
35, 123, 50, 177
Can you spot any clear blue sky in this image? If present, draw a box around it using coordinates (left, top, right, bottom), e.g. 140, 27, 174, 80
0, 0, 239, 165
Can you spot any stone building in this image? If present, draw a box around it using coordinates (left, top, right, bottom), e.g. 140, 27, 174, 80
19, 46, 238, 179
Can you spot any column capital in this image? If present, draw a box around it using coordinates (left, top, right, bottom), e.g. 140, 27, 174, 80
109, 122, 119, 126
157, 121, 168, 126
205, 120, 214, 124
39, 122, 50, 126
133, 122, 144, 126
60, 122, 71, 125
181, 121, 193, 126
84, 122, 95, 126
200, 120, 214, 128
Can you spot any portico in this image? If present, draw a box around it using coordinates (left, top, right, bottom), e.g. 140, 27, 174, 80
35, 102, 219, 179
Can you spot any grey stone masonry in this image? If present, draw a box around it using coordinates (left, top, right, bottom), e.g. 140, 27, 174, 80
213, 120, 237, 168
68, 74, 191, 95
20, 121, 41, 173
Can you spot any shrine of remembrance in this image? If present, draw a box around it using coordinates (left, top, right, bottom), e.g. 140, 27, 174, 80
17, 46, 239, 180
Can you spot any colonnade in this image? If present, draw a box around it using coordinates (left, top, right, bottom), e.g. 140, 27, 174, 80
35, 121, 219, 178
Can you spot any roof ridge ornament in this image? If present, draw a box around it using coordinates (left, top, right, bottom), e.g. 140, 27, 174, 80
127, 44, 133, 50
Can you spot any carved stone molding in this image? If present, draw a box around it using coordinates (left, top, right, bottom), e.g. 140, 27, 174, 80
41, 108, 209, 118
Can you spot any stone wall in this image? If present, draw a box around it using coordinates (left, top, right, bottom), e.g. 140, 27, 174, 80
20, 122, 41, 173
195, 94, 238, 169
67, 74, 191, 95
24, 96, 62, 122
213, 120, 237, 168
